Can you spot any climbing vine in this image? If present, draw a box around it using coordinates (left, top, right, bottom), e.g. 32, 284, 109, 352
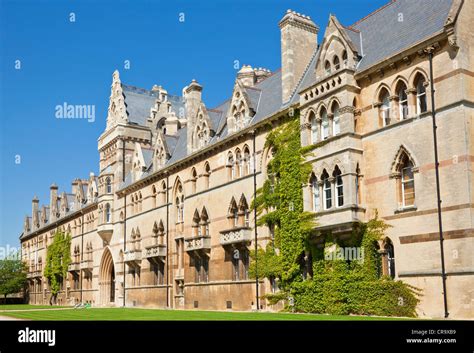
250, 114, 315, 286
44, 231, 71, 304
250, 112, 420, 317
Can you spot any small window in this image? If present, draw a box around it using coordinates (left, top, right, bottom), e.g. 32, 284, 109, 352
204, 162, 211, 189
310, 174, 320, 211
191, 168, 197, 194
415, 75, 427, 114
384, 238, 396, 279
105, 203, 111, 223
309, 111, 318, 144
379, 89, 391, 126
396, 81, 408, 120
322, 170, 332, 210
324, 60, 331, 74
334, 166, 343, 207
333, 56, 340, 70
105, 177, 112, 194
401, 158, 415, 207
332, 103, 340, 135
321, 108, 329, 140
235, 149, 242, 178
243, 147, 251, 176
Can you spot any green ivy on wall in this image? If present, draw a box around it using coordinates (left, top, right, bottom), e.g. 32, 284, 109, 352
250, 112, 420, 317
44, 231, 71, 304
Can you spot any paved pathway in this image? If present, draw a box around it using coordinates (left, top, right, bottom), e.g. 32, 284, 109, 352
0, 315, 24, 320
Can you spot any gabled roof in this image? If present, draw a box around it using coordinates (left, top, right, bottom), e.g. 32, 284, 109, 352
121, 84, 186, 126
349, 0, 453, 72
121, 85, 156, 126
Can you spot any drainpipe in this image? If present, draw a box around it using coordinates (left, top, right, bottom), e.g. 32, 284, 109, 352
166, 174, 170, 308
252, 130, 259, 310
80, 212, 84, 303
426, 46, 448, 318
123, 194, 127, 307
122, 138, 127, 308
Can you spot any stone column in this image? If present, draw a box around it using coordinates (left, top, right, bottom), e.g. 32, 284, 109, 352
328, 177, 335, 209
318, 180, 324, 211
342, 172, 353, 206
327, 113, 334, 137
339, 106, 355, 134
405, 88, 417, 118
389, 95, 400, 122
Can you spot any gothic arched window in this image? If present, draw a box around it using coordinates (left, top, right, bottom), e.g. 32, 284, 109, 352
332, 102, 340, 135
333, 166, 343, 207
379, 88, 391, 127
320, 107, 329, 140
415, 74, 427, 115
321, 170, 332, 210
396, 81, 408, 120
310, 173, 320, 212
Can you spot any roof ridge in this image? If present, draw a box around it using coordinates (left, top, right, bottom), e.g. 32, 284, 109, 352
349, 0, 397, 29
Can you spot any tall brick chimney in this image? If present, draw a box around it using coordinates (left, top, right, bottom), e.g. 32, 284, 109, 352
279, 10, 318, 103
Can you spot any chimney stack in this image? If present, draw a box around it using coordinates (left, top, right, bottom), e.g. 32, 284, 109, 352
50, 183, 58, 222
184, 79, 203, 153
32, 196, 39, 230
279, 10, 318, 103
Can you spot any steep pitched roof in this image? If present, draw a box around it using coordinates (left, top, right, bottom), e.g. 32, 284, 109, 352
349, 0, 453, 72
121, 84, 186, 126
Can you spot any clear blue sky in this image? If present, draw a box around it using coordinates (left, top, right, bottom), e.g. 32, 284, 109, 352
0, 0, 388, 248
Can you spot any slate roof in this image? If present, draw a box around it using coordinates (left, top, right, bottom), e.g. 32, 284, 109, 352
298, 0, 453, 92
348, 0, 453, 72
122, 84, 186, 126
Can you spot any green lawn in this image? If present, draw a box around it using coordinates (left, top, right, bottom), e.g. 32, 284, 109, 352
0, 307, 409, 321
0, 304, 68, 311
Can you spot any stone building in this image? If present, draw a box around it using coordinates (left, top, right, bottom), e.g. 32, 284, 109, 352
20, 0, 473, 318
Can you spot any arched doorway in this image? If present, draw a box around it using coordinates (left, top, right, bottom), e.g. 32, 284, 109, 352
99, 248, 115, 305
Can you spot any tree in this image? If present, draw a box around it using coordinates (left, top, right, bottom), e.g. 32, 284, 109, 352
0, 258, 27, 304
44, 231, 71, 305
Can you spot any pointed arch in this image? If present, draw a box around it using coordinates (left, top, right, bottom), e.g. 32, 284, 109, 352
200, 206, 210, 236
390, 75, 409, 93
228, 197, 238, 215
408, 67, 428, 88
392, 146, 417, 208
305, 107, 317, 123
238, 194, 248, 211
391, 145, 417, 173
375, 83, 391, 103
99, 247, 115, 305
201, 206, 209, 221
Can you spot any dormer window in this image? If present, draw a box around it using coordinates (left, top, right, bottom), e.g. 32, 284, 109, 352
105, 177, 112, 194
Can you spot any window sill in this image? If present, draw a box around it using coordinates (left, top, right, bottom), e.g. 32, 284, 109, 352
394, 205, 417, 214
